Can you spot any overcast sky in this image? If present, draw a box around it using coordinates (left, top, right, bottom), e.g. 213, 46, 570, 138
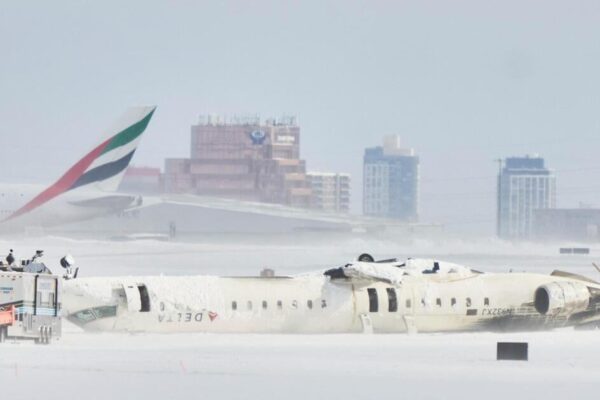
1, 0, 600, 235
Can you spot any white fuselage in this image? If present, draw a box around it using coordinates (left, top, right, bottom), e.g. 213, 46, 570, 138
61, 265, 600, 334
0, 183, 136, 230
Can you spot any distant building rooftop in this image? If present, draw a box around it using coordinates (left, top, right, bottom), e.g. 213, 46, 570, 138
196, 114, 298, 127
505, 155, 546, 170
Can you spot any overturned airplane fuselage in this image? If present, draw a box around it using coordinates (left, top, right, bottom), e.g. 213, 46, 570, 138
61, 258, 600, 333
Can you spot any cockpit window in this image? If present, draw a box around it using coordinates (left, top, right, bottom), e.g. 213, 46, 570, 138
68, 306, 117, 327
73, 309, 95, 322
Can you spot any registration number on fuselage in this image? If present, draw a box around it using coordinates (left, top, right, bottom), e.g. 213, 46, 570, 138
481, 308, 514, 316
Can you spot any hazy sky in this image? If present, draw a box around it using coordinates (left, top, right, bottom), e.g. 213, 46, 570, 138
1, 0, 600, 235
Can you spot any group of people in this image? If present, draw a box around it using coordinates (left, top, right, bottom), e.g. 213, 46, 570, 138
1, 249, 77, 278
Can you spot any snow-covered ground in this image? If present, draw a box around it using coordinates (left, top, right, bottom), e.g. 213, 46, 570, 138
1, 330, 599, 400
1, 235, 600, 399
2, 234, 599, 277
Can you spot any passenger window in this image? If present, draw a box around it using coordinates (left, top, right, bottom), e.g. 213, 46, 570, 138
277, 300, 283, 309
466, 298, 472, 307
405, 299, 411, 308
247, 301, 253, 310
386, 288, 398, 312
262, 301, 268, 310
307, 300, 313, 309
451, 298, 456, 307
367, 288, 378, 312
321, 299, 327, 308
484, 297, 490, 306
436, 298, 442, 307
232, 301, 237, 310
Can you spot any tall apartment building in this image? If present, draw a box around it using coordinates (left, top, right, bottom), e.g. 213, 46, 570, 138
497, 155, 556, 239
363, 135, 419, 221
164, 115, 311, 207
306, 172, 350, 213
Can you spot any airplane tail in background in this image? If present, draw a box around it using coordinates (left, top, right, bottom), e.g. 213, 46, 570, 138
5, 106, 156, 221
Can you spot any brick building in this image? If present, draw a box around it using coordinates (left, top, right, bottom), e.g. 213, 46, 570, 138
164, 115, 311, 207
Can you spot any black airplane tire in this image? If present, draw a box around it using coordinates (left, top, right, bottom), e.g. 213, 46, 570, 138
358, 253, 374, 262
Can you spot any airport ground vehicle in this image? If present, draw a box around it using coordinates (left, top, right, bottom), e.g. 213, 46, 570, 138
0, 259, 61, 344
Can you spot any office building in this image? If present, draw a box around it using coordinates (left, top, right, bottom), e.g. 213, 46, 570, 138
164, 115, 311, 207
497, 155, 555, 239
307, 172, 350, 213
363, 135, 419, 221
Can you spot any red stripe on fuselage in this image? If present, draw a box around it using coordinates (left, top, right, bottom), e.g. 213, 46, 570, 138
4, 138, 111, 221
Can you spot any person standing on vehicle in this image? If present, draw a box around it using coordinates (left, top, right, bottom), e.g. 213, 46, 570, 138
5, 249, 15, 271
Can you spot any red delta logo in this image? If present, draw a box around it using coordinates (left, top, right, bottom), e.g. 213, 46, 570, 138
208, 311, 218, 322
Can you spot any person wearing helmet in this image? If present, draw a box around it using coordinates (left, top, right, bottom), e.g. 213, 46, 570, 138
60, 254, 76, 279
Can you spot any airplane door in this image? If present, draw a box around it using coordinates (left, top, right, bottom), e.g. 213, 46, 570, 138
123, 284, 142, 312
353, 285, 408, 333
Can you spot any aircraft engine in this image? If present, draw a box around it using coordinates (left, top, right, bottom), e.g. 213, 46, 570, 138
534, 281, 590, 316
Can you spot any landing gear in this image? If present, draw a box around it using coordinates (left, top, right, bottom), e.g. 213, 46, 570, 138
357, 253, 374, 262
0, 326, 6, 343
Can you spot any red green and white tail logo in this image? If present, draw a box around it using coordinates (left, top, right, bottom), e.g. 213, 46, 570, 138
6, 106, 156, 221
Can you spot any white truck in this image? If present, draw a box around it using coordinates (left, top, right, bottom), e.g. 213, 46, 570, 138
0, 253, 62, 344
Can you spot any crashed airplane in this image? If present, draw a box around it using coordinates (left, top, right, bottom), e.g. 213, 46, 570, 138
62, 255, 600, 333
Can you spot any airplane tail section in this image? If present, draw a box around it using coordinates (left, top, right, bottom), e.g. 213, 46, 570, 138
71, 106, 156, 193
5, 106, 156, 221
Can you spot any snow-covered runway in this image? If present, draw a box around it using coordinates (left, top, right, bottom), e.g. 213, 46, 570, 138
0, 330, 599, 400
